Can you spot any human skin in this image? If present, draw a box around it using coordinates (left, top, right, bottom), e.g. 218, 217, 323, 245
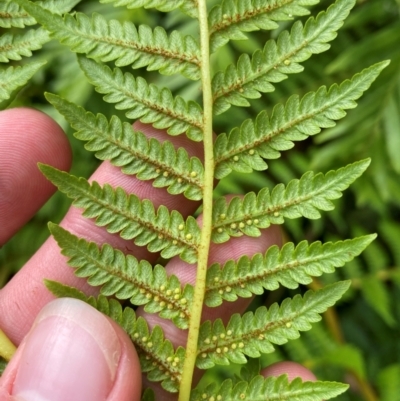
0, 108, 317, 401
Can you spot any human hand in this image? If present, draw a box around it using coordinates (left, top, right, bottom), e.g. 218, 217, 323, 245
0, 108, 317, 401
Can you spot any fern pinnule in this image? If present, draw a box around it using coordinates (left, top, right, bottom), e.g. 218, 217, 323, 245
0, 60, 46, 104
0, 28, 49, 62
214, 61, 389, 178
2, 0, 80, 28
192, 374, 348, 401
205, 235, 376, 307
208, 0, 320, 53
45, 93, 204, 200
78, 56, 204, 141
197, 281, 350, 369
39, 165, 201, 263
0, 0, 37, 28
14, 0, 201, 80
49, 223, 193, 329
212, 0, 356, 114
212, 159, 371, 243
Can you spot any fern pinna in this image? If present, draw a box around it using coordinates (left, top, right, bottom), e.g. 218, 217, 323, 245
0, 0, 389, 400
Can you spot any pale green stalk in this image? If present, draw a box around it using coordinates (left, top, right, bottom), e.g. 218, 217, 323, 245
0, 329, 16, 361
178, 1, 214, 400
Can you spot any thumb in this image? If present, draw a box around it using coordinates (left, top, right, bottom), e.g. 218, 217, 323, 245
0, 298, 141, 401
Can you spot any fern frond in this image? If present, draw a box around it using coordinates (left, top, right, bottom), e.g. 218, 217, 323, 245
212, 159, 370, 243
2, 0, 79, 28
205, 235, 376, 307
197, 281, 350, 368
49, 223, 194, 329
45, 93, 204, 200
39, 165, 201, 263
0, 60, 45, 103
212, 0, 356, 115
99, 0, 198, 18
45, 280, 184, 392
0, 0, 36, 28
0, 28, 50, 62
78, 57, 204, 141
209, 0, 319, 53
192, 375, 348, 401
16, 0, 201, 80
214, 61, 389, 178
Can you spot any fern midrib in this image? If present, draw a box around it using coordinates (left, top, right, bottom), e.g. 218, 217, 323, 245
76, 186, 199, 252
178, 0, 214, 399
0, 10, 29, 19
212, 11, 336, 103
209, 0, 295, 36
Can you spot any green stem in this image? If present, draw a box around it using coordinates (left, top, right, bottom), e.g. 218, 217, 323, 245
178, 1, 214, 401
0, 329, 16, 361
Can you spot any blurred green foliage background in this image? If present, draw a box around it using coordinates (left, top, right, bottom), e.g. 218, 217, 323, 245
1, 0, 400, 400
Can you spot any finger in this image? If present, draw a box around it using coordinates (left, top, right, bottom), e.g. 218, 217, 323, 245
261, 361, 317, 381
0, 298, 141, 401
0, 122, 202, 344
0, 108, 72, 245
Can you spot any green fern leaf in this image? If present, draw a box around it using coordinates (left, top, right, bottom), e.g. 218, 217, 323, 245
2, 0, 79, 28
209, 0, 319, 53
141, 389, 155, 401
212, 159, 370, 243
197, 281, 350, 368
45, 93, 204, 200
45, 279, 92, 303
212, 0, 356, 114
45, 280, 184, 392
125, 317, 185, 392
0, 60, 45, 103
15, 0, 201, 80
0, 28, 50, 62
39, 165, 200, 263
78, 56, 204, 141
214, 61, 389, 178
205, 235, 376, 307
192, 374, 348, 401
49, 223, 194, 329
99, 0, 198, 18
0, 0, 36, 27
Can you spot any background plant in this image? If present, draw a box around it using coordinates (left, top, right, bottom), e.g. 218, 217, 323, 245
1, 0, 400, 400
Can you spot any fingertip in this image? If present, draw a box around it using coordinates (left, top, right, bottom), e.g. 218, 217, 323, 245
0, 298, 141, 401
107, 317, 142, 401
261, 361, 317, 382
0, 108, 72, 244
